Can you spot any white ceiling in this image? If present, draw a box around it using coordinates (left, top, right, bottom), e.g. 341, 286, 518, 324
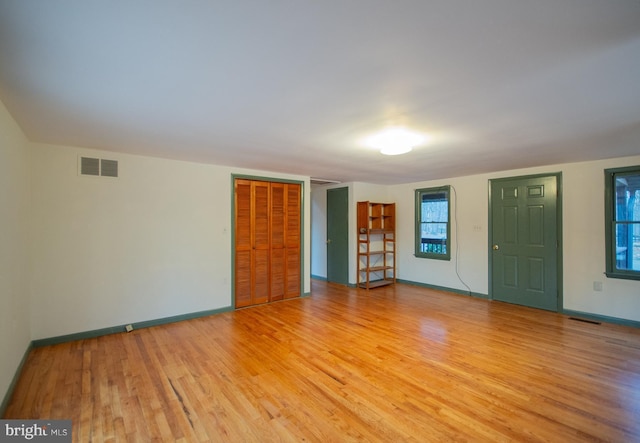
1, 0, 640, 184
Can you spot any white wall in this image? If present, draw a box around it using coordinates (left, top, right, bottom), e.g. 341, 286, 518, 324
561, 158, 640, 318
30, 143, 311, 339
0, 99, 31, 404
390, 156, 640, 322
391, 175, 490, 295
310, 155, 640, 322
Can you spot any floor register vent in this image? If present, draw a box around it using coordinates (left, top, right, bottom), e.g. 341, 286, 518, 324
568, 317, 601, 325
80, 157, 118, 177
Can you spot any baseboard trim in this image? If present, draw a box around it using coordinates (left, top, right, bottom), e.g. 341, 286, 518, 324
396, 279, 489, 299
396, 283, 637, 327
311, 275, 356, 288
562, 309, 640, 329
1, 341, 33, 417
32, 306, 234, 348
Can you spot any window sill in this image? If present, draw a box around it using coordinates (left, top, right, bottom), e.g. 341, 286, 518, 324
415, 253, 451, 261
605, 271, 640, 281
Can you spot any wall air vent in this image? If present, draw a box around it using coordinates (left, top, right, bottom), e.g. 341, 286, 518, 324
311, 178, 341, 186
80, 157, 100, 176
100, 159, 118, 177
80, 156, 119, 178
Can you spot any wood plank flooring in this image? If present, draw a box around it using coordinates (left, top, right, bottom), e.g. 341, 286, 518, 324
4, 280, 640, 442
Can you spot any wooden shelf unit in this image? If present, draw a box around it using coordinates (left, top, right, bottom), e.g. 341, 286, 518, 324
357, 201, 396, 289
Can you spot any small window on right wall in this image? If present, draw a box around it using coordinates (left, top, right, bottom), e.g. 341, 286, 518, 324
605, 166, 640, 280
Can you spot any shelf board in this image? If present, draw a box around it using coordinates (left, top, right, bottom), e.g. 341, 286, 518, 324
358, 250, 390, 256
360, 229, 394, 235
358, 279, 394, 289
361, 266, 393, 272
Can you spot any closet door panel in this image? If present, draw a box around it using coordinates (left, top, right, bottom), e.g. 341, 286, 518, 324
235, 250, 252, 307
254, 249, 270, 304
285, 248, 300, 298
235, 179, 253, 307
253, 181, 270, 305
286, 184, 301, 246
270, 249, 285, 301
270, 183, 286, 301
285, 184, 301, 299
234, 179, 301, 307
235, 180, 252, 249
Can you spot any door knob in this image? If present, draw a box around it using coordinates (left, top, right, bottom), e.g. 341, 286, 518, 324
326, 239, 332, 244
492, 244, 499, 250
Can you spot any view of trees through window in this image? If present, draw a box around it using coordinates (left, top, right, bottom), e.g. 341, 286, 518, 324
614, 177, 640, 271
420, 197, 448, 254
415, 186, 450, 259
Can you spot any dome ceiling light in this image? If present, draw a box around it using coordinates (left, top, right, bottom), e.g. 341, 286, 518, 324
364, 127, 427, 155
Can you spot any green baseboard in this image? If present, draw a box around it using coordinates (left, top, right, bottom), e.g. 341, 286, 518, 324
311, 275, 356, 288
563, 309, 640, 328
396, 279, 488, 299
396, 281, 638, 328
32, 306, 234, 348
1, 341, 33, 418
6, 293, 635, 418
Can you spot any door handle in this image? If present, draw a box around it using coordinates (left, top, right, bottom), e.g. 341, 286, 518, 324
326, 239, 332, 244
492, 244, 499, 250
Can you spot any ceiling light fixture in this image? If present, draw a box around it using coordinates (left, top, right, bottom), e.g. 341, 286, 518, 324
364, 127, 426, 155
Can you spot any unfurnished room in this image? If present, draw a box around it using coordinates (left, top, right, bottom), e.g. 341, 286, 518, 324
1, 1, 640, 441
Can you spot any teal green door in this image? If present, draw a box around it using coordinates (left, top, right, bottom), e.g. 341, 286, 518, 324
490, 175, 559, 311
327, 187, 349, 285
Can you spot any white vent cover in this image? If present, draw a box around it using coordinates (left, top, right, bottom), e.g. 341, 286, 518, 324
311, 178, 341, 185
80, 156, 118, 177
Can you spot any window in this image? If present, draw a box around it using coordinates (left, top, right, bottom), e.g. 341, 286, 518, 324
415, 186, 450, 260
605, 166, 640, 280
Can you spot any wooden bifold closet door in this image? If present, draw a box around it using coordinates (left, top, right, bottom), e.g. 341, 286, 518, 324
234, 178, 301, 308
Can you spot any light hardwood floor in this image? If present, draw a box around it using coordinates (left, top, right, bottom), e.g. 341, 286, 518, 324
4, 280, 640, 442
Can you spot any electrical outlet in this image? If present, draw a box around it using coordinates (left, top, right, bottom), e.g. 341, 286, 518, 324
125, 324, 133, 332
593, 281, 603, 292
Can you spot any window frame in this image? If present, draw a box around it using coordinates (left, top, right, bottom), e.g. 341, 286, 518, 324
415, 185, 451, 260
604, 165, 640, 281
